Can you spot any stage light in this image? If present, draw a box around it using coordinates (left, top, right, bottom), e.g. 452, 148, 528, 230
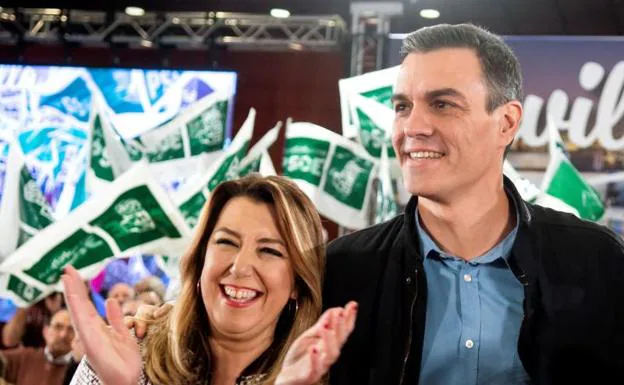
125, 6, 145, 17
419, 9, 440, 19
289, 43, 303, 51
270, 8, 290, 18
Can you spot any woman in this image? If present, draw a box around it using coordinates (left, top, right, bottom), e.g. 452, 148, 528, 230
63, 175, 356, 385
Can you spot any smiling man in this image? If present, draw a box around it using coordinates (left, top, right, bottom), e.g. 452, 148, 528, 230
324, 23, 624, 385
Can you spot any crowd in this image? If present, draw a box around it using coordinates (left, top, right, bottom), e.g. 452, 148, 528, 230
0, 264, 167, 385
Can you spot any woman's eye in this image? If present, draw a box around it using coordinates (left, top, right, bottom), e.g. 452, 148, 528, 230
260, 247, 284, 257
216, 239, 237, 247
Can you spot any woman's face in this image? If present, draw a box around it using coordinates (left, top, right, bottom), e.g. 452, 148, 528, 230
200, 196, 296, 342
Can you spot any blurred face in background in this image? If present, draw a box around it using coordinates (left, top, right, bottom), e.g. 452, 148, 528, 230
108, 283, 135, 305
121, 300, 140, 317
43, 309, 75, 357
137, 291, 162, 307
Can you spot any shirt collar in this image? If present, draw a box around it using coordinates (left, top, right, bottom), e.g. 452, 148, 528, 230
415, 190, 520, 265
44, 347, 72, 365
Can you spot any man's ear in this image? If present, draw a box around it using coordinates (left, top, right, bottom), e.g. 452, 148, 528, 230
499, 100, 523, 147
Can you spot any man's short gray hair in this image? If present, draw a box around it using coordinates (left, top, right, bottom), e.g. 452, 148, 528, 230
400, 23, 523, 113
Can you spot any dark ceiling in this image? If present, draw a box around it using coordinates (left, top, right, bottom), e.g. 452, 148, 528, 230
6, 0, 624, 35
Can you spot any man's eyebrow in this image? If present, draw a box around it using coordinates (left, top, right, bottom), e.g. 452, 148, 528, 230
391, 93, 410, 104
424, 88, 467, 103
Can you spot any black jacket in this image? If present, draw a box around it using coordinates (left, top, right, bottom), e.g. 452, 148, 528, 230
324, 177, 624, 385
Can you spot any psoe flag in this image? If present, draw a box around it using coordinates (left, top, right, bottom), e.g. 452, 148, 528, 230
538, 115, 605, 221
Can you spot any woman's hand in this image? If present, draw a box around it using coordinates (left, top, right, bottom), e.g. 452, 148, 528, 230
123, 303, 173, 339
62, 265, 142, 385
276, 301, 358, 385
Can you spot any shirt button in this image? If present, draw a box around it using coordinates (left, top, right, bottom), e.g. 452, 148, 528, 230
463, 274, 472, 282
465, 339, 474, 349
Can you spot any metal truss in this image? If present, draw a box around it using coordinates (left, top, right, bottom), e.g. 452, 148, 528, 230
0, 8, 347, 51
349, 2, 403, 75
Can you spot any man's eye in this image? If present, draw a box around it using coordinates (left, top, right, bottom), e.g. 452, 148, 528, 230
394, 103, 407, 113
432, 100, 452, 110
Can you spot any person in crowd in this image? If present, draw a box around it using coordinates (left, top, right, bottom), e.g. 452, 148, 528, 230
133, 276, 166, 303
106, 283, 135, 307
121, 300, 141, 317
323, 23, 624, 385
0, 309, 74, 385
2, 292, 63, 348
63, 175, 357, 385
136, 291, 162, 307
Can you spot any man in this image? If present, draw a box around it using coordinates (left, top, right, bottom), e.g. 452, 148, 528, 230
324, 24, 624, 385
0, 309, 75, 385
2, 292, 63, 348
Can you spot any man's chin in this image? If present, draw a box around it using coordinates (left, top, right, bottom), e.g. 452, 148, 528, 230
404, 182, 434, 198
50, 348, 71, 357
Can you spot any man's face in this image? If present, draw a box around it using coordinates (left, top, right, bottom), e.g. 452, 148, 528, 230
43, 309, 74, 357
391, 48, 516, 201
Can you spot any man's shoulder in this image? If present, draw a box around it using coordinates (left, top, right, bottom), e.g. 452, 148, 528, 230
0, 346, 42, 370
327, 213, 405, 257
528, 203, 624, 252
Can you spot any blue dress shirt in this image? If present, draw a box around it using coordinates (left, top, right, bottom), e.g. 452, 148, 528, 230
417, 197, 531, 385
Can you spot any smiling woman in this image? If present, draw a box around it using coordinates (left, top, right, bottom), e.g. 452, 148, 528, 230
63, 174, 358, 385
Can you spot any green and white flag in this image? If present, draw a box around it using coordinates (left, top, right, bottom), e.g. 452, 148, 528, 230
149, 150, 225, 198
0, 136, 57, 260
283, 121, 379, 229
0, 162, 192, 307
175, 108, 256, 228
0, 136, 22, 259
238, 121, 281, 178
537, 115, 604, 220
89, 111, 115, 185
339, 66, 399, 139
139, 92, 229, 163
374, 144, 399, 224
504, 160, 585, 216
86, 101, 137, 194
503, 160, 541, 203
349, 92, 396, 160
53, 144, 89, 219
